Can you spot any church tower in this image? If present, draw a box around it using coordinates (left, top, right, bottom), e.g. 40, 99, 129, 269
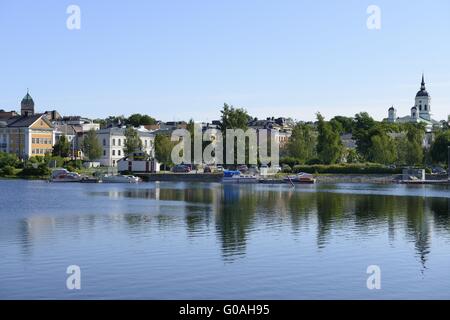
388, 106, 397, 122
21, 90, 35, 116
414, 74, 431, 121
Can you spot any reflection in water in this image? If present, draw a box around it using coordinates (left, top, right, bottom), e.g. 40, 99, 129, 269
5, 183, 450, 270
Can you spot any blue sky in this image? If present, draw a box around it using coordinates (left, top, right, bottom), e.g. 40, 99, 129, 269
1, 0, 449, 122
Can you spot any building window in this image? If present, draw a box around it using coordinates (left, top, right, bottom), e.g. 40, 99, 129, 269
112, 139, 115, 146
103, 139, 106, 146
118, 150, 121, 156
103, 150, 106, 156
424, 105, 427, 111
118, 139, 121, 146
112, 150, 115, 156
145, 140, 148, 147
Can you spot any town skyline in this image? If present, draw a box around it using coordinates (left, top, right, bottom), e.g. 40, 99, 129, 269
1, 1, 450, 122
1, 73, 449, 124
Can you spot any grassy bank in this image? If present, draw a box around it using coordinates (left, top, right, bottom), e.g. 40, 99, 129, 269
289, 163, 402, 174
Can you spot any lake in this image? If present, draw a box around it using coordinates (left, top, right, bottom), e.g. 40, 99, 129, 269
1, 180, 450, 299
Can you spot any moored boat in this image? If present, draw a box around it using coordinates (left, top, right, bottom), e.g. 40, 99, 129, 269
50, 169, 82, 183
101, 174, 141, 183
284, 172, 316, 184
222, 170, 258, 184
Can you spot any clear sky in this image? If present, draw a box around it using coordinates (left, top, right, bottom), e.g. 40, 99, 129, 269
1, 0, 449, 122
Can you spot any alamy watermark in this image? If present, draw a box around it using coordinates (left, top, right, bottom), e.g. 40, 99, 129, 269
66, 5, 81, 30
66, 265, 81, 290
170, 124, 280, 166
367, 5, 381, 30
366, 265, 381, 290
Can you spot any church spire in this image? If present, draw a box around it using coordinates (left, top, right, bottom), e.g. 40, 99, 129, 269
421, 73, 426, 90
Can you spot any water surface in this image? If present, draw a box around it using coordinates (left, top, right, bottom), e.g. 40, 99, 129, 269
1, 180, 450, 299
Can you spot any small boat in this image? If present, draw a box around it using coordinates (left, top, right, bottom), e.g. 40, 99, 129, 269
50, 169, 82, 182
222, 170, 258, 184
80, 176, 101, 183
284, 172, 316, 184
101, 174, 141, 183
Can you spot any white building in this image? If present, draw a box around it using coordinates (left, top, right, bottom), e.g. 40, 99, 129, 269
96, 126, 155, 167
386, 74, 440, 132
117, 151, 160, 173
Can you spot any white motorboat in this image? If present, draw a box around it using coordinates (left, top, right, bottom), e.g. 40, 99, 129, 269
222, 170, 258, 184
50, 168, 82, 182
101, 174, 141, 183
284, 172, 316, 184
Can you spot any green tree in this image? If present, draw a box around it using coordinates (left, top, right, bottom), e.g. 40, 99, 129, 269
80, 129, 102, 161
219, 103, 251, 131
140, 115, 157, 126
330, 116, 354, 134
0, 152, 19, 168
218, 103, 252, 165
430, 130, 450, 164
316, 113, 343, 164
126, 114, 157, 127
405, 124, 425, 166
353, 112, 377, 160
124, 127, 143, 155
370, 134, 396, 164
286, 123, 317, 163
345, 148, 360, 163
52, 135, 70, 157
155, 134, 176, 170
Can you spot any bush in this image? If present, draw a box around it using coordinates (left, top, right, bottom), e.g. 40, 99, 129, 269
292, 163, 402, 174
65, 159, 83, 169
44, 155, 65, 168
281, 164, 292, 173
306, 158, 322, 165
280, 157, 301, 167
0, 165, 15, 176
19, 163, 50, 177
0, 152, 19, 168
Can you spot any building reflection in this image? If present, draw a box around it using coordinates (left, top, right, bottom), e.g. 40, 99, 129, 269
10, 183, 448, 271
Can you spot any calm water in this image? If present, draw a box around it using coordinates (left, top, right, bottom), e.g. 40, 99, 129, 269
1, 180, 450, 299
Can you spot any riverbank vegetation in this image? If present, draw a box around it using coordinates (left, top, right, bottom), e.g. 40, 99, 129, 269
0, 152, 86, 179
281, 111, 449, 173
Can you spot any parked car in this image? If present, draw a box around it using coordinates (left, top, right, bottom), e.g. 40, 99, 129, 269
432, 166, 447, 175
272, 165, 282, 172
203, 166, 212, 173
216, 165, 224, 172
237, 164, 248, 173
249, 165, 259, 175
172, 164, 190, 173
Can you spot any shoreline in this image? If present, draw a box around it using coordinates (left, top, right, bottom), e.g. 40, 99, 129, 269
2, 173, 448, 185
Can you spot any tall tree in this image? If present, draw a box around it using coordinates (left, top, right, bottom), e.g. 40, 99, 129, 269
155, 133, 176, 170
430, 130, 450, 164
405, 124, 425, 166
286, 123, 317, 163
81, 129, 102, 161
330, 116, 354, 134
369, 134, 396, 164
219, 103, 251, 131
316, 113, 343, 164
218, 103, 252, 165
126, 114, 157, 127
352, 112, 377, 160
124, 127, 143, 155
52, 135, 70, 157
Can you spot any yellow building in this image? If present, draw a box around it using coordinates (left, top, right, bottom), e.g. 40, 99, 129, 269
0, 92, 54, 159
5, 114, 54, 159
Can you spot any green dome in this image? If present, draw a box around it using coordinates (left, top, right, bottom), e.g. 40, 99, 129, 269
22, 92, 34, 104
